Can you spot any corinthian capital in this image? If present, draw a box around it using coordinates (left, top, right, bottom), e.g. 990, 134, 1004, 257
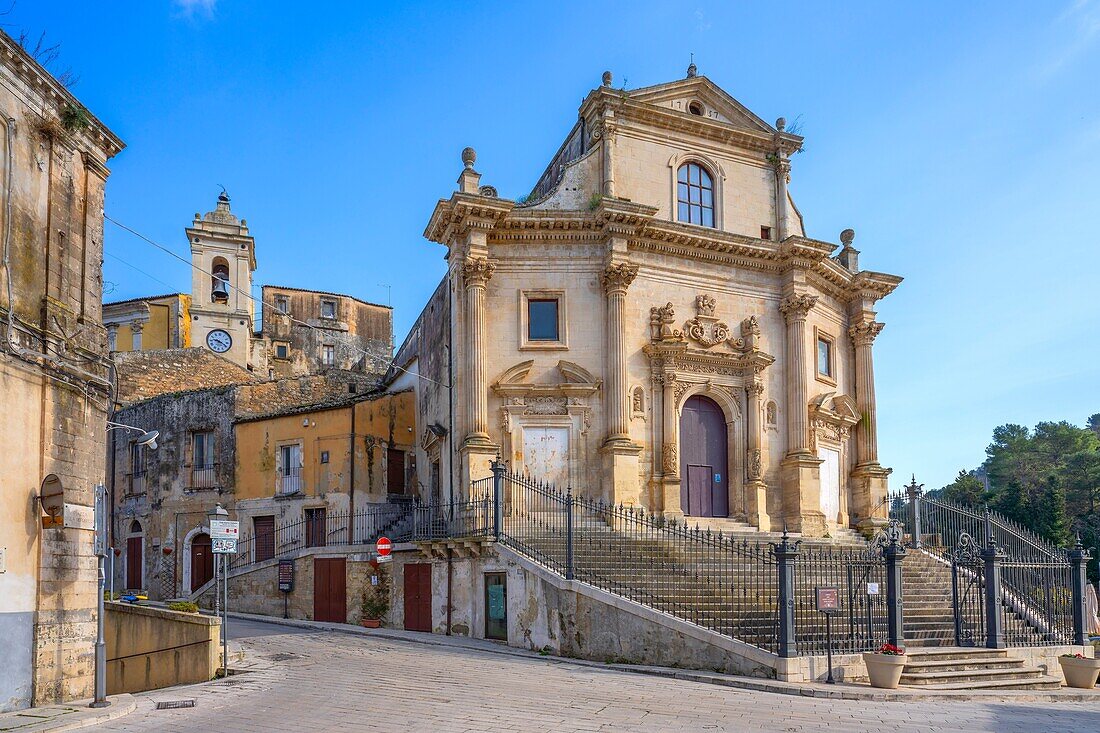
848, 320, 885, 346
601, 262, 639, 294
778, 293, 817, 323
462, 257, 495, 288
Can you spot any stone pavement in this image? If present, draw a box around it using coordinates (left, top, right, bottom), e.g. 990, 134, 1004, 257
74, 619, 1100, 733
0, 696, 134, 733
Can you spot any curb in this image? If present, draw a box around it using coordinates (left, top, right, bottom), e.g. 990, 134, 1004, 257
226, 612, 1100, 703
0, 695, 137, 733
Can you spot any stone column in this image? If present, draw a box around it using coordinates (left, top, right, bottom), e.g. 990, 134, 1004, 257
744, 380, 770, 530
778, 293, 825, 536
775, 158, 790, 240
106, 324, 118, 352
658, 374, 681, 515
130, 319, 145, 351
849, 319, 891, 534
462, 257, 495, 444
600, 113, 617, 197
600, 262, 641, 505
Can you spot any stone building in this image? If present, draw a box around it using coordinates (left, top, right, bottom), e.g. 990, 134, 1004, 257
0, 31, 124, 710
416, 67, 901, 537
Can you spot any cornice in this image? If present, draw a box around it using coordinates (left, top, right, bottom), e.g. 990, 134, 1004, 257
423, 192, 515, 244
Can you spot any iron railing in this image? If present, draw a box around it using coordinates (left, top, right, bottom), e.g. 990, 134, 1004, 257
279, 466, 302, 495
189, 463, 218, 489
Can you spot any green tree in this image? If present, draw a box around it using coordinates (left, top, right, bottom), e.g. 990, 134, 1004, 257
941, 470, 986, 506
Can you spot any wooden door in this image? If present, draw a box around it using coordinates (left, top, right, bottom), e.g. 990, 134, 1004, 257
522, 427, 569, 489
485, 572, 508, 640
403, 563, 432, 632
387, 448, 406, 495
126, 535, 143, 590
190, 533, 213, 592
254, 516, 275, 562
313, 557, 347, 623
679, 395, 729, 517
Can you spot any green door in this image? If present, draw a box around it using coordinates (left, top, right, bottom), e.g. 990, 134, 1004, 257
485, 573, 507, 640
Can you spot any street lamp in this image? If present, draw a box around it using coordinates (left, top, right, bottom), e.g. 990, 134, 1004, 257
93, 422, 158, 709
207, 503, 230, 677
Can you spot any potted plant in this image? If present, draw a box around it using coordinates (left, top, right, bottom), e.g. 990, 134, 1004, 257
361, 570, 390, 628
1058, 653, 1100, 689
862, 643, 908, 689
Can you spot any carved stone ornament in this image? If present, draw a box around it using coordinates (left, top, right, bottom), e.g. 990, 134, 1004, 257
848, 320, 885, 347
462, 257, 496, 288
745, 381, 765, 398
650, 302, 679, 341
778, 293, 818, 322
524, 396, 568, 415
601, 262, 639, 294
662, 443, 678, 473
696, 294, 716, 317
748, 449, 763, 480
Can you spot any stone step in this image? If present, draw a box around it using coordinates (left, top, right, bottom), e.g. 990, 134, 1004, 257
903, 657, 1025, 673
904, 675, 1063, 691
900, 666, 1046, 685
904, 648, 1011, 661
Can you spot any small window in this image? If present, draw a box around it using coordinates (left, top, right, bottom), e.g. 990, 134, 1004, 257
527, 299, 559, 341
274, 295, 289, 314
347, 383, 357, 394
817, 337, 832, 378
760, 226, 772, 240
192, 431, 215, 469
320, 451, 329, 464
320, 300, 336, 319
274, 343, 289, 360
676, 162, 715, 228
321, 344, 335, 366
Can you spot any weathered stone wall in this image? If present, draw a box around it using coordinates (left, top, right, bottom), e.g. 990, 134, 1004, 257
104, 601, 220, 694
113, 347, 255, 407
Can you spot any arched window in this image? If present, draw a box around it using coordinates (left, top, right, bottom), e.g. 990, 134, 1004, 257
129, 520, 142, 534
676, 162, 715, 228
211, 257, 230, 302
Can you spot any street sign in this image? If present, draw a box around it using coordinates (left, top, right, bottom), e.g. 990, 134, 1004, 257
376, 536, 392, 557
210, 520, 239, 540
867, 582, 880, 595
278, 560, 294, 592
212, 538, 237, 554
815, 586, 840, 614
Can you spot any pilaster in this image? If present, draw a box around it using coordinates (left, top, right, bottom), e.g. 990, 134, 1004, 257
744, 380, 769, 530
600, 260, 642, 505
849, 317, 890, 529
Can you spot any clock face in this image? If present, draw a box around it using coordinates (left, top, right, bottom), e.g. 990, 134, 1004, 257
206, 329, 232, 353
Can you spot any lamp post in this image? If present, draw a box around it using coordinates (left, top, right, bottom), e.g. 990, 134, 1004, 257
94, 423, 158, 708
207, 503, 230, 677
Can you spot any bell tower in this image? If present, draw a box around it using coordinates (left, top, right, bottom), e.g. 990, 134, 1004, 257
187, 191, 256, 368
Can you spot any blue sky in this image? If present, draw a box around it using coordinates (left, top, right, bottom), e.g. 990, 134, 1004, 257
11, 1, 1099, 491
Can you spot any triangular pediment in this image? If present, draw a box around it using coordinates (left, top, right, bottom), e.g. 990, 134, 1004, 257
627, 76, 776, 134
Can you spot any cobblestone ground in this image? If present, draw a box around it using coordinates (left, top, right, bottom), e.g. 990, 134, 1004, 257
86, 619, 1100, 733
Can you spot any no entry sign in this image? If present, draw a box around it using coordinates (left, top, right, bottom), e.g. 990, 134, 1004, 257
376, 537, 392, 557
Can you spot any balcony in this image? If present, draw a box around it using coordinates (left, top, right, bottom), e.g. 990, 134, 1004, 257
189, 463, 218, 490
128, 471, 146, 495
279, 466, 302, 495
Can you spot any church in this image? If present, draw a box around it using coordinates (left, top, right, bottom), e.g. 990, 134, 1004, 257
402, 65, 901, 537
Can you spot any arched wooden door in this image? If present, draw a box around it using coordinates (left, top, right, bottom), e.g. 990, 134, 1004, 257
126, 520, 143, 590
190, 533, 214, 592
679, 395, 729, 517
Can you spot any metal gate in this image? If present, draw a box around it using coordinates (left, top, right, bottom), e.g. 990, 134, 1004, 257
951, 532, 985, 647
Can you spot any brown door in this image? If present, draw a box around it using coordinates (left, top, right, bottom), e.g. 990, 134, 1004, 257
190, 533, 213, 592
403, 563, 432, 632
679, 395, 729, 517
126, 535, 143, 589
254, 516, 275, 562
313, 557, 347, 622
387, 448, 406, 495
305, 508, 327, 548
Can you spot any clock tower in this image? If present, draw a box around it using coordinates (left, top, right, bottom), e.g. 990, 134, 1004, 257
187, 191, 256, 369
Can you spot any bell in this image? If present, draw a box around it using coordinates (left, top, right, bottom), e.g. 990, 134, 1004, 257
211, 278, 229, 302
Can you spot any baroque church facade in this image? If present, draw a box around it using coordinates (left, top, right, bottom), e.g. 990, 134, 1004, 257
417, 67, 901, 537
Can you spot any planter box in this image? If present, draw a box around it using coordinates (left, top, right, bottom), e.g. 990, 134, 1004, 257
862, 652, 908, 689
1058, 656, 1100, 689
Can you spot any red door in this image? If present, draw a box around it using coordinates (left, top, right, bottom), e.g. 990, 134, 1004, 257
679, 395, 729, 517
126, 536, 143, 590
191, 533, 214, 592
403, 563, 432, 632
313, 557, 347, 623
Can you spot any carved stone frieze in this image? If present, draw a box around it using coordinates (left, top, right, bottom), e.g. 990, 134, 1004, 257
525, 396, 568, 415
748, 449, 763, 480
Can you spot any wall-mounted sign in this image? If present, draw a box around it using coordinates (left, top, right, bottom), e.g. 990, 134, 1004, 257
212, 538, 237, 554
278, 560, 294, 592
866, 582, 880, 596
210, 520, 239, 540
815, 586, 840, 614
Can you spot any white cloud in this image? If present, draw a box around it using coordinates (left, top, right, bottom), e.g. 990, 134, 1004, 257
1034, 0, 1100, 78
173, 0, 217, 18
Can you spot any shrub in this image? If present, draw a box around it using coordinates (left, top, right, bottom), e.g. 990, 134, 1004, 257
168, 601, 199, 614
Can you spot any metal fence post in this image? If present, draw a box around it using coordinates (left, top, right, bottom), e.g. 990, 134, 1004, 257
981, 537, 1006, 649
491, 455, 505, 540
905, 476, 923, 548
1068, 535, 1092, 646
772, 528, 801, 658
565, 489, 575, 581
883, 521, 907, 647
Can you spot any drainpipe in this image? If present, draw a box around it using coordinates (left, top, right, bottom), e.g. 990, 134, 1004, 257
446, 546, 453, 636
349, 403, 356, 543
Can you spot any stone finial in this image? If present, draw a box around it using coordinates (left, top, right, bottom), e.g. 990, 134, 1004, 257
837, 228, 859, 272
686, 61, 697, 78
602, 70, 613, 87
776, 117, 786, 132
461, 147, 477, 170
840, 228, 855, 246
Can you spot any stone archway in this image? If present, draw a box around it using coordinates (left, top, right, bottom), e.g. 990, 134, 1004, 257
679, 394, 729, 517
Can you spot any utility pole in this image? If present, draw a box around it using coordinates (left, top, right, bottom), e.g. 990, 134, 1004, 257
91, 483, 110, 708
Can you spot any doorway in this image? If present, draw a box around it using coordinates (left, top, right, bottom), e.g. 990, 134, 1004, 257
679, 395, 729, 517
484, 572, 507, 640
313, 557, 347, 623
190, 533, 213, 592
818, 447, 841, 525
403, 563, 432, 632
522, 427, 569, 489
126, 520, 143, 590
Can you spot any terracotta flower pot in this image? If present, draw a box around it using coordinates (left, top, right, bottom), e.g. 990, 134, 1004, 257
361, 618, 381, 629
1058, 656, 1100, 689
862, 652, 908, 689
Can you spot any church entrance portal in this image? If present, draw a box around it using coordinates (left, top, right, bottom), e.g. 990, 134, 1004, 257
679, 395, 728, 517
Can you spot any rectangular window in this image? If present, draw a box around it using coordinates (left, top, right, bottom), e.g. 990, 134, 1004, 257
322, 344, 335, 366
305, 507, 327, 548
274, 343, 289, 360
254, 516, 275, 562
320, 450, 329, 464
817, 337, 832, 378
191, 431, 216, 488
129, 443, 146, 494
274, 295, 289, 314
320, 300, 336, 319
760, 225, 772, 240
527, 299, 559, 341
279, 444, 302, 494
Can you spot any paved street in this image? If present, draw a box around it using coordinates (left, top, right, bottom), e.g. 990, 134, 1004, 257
84, 619, 1100, 733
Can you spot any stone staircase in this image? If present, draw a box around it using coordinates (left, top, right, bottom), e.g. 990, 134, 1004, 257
899, 648, 1061, 690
